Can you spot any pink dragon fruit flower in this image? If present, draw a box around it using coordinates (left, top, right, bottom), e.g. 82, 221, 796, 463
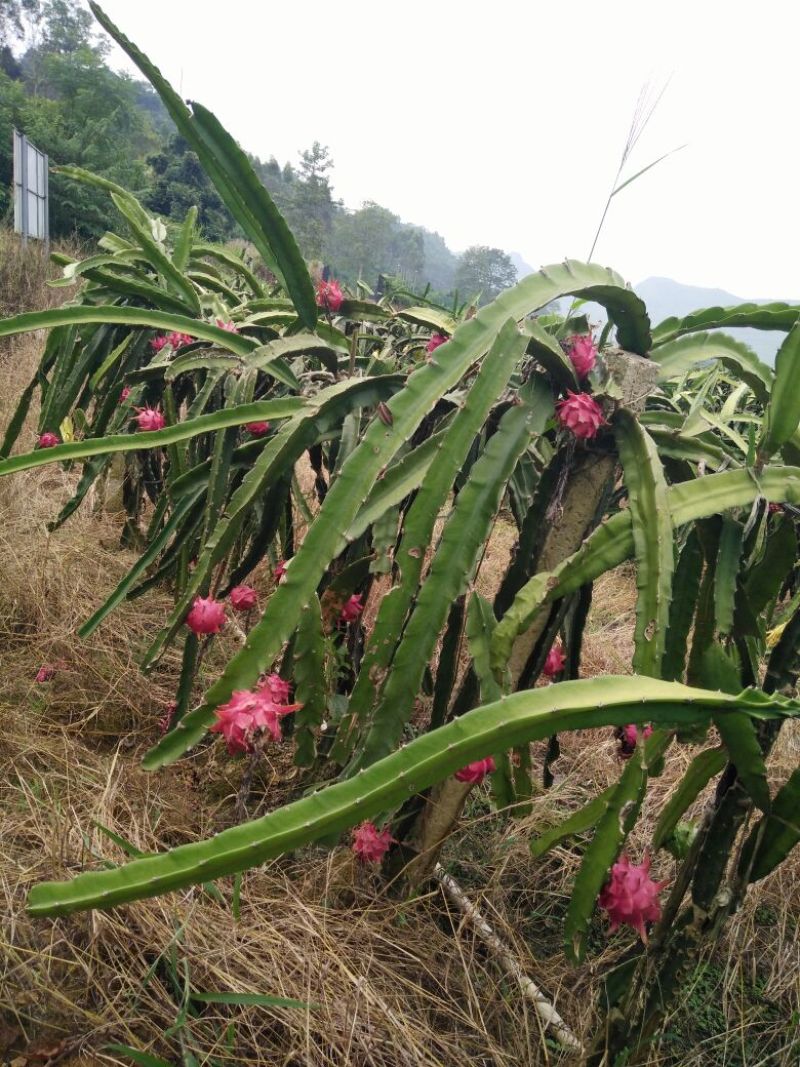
120, 386, 131, 402
134, 406, 167, 432
215, 318, 239, 333
565, 334, 598, 379
229, 584, 258, 611
339, 593, 364, 624
210, 687, 300, 753
617, 723, 653, 758
185, 595, 226, 635
555, 391, 604, 440
150, 334, 168, 352
245, 421, 271, 437
37, 432, 60, 448
454, 756, 496, 784
35, 664, 57, 683
274, 559, 288, 581
598, 852, 668, 943
210, 690, 260, 754
259, 672, 292, 703
316, 279, 344, 313
426, 332, 448, 354
542, 642, 566, 679
351, 821, 394, 863
166, 331, 193, 348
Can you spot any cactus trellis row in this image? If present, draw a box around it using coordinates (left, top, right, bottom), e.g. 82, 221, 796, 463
3, 4, 800, 1060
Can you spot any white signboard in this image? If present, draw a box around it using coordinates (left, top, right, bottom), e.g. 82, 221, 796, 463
13, 129, 49, 243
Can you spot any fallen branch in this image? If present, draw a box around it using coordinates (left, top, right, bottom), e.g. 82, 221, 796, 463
433, 863, 583, 1053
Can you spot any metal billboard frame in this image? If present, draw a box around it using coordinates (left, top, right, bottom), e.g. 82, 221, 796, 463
13, 128, 49, 246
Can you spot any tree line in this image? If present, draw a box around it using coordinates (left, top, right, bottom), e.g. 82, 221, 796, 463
0, 0, 519, 302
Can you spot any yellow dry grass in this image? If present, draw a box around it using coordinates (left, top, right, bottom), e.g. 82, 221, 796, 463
1, 294, 799, 1065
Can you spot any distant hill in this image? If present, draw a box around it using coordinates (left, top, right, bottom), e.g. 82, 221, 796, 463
634, 277, 796, 365
568, 275, 797, 365
509, 251, 535, 279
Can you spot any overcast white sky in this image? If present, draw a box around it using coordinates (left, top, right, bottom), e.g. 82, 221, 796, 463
97, 0, 798, 299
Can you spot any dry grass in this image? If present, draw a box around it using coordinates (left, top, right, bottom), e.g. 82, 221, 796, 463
1, 330, 799, 1065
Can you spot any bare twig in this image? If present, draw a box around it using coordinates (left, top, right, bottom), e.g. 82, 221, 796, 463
433, 863, 584, 1052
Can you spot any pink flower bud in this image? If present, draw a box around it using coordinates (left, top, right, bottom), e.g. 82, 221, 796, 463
274, 559, 287, 581
542, 642, 566, 679
37, 432, 60, 448
35, 664, 56, 683
229, 584, 258, 611
454, 756, 496, 784
555, 391, 604, 440
120, 387, 131, 402
351, 821, 394, 863
244, 421, 271, 437
134, 406, 166, 432
215, 319, 239, 333
598, 853, 668, 942
185, 595, 226, 635
315, 279, 344, 313
339, 593, 364, 624
426, 332, 448, 354
565, 334, 598, 379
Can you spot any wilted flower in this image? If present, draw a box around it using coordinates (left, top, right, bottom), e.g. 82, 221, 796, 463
316, 279, 344, 313
216, 318, 239, 333
340, 593, 364, 624
555, 391, 604, 439
565, 334, 598, 379
426, 332, 448, 354
229, 585, 258, 611
598, 853, 667, 942
185, 596, 226, 635
37, 432, 60, 448
35, 664, 56, 683
159, 700, 177, 734
134, 406, 166, 432
245, 421, 271, 437
617, 723, 653, 758
542, 642, 566, 679
768, 502, 783, 515
454, 756, 496, 784
351, 821, 394, 863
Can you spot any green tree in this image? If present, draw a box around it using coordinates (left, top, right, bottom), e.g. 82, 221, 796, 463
0, 0, 166, 237
288, 141, 336, 260
0, 0, 39, 47
421, 229, 458, 296
328, 200, 424, 289
146, 134, 235, 241
454, 245, 518, 303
